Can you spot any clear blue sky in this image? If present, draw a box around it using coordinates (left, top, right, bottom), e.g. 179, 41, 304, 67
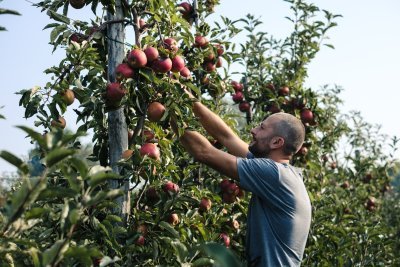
1, 0, 399, 173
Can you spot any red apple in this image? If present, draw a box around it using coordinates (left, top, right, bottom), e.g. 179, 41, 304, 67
222, 192, 236, 204
163, 38, 179, 53
232, 92, 244, 103
204, 51, 215, 61
219, 233, 230, 247
139, 18, 146, 29
203, 61, 216, 72
216, 57, 223, 68
69, 33, 83, 43
180, 67, 191, 78
268, 103, 281, 113
231, 81, 243, 92
366, 196, 376, 211
167, 213, 180, 226
266, 83, 275, 91
127, 49, 147, 68
279, 86, 290, 96
147, 102, 166, 122
220, 179, 231, 192
140, 143, 160, 160
298, 146, 308, 156
115, 63, 134, 81
341, 181, 350, 189
239, 101, 251, 112
163, 181, 180, 194
51, 117, 66, 129
194, 35, 208, 48
215, 44, 224, 56
144, 46, 159, 63
300, 109, 314, 124
69, 0, 85, 9
106, 82, 126, 106
136, 235, 145, 246
363, 173, 373, 183
143, 130, 155, 142
121, 149, 134, 160
152, 57, 172, 73
199, 197, 212, 212
171, 55, 185, 73
146, 186, 159, 202
61, 89, 75, 106
179, 2, 193, 17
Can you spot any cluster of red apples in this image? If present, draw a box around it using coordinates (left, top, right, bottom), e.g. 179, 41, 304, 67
231, 81, 251, 113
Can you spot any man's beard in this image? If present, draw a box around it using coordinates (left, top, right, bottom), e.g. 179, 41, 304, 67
249, 141, 270, 158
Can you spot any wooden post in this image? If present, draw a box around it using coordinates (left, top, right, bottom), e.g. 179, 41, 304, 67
107, 0, 130, 222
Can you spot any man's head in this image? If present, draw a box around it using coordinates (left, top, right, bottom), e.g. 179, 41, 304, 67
249, 112, 305, 158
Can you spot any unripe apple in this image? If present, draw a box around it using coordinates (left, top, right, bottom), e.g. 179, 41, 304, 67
61, 89, 75, 106
300, 109, 314, 124
219, 233, 230, 247
147, 102, 166, 122
144, 46, 159, 63
106, 82, 126, 106
51, 117, 66, 129
194, 35, 208, 48
199, 197, 212, 212
69, 0, 85, 9
231, 81, 243, 92
140, 143, 160, 160
232, 92, 244, 103
239, 101, 251, 112
279, 86, 290, 96
171, 55, 185, 73
121, 149, 134, 160
180, 67, 191, 78
163, 181, 180, 194
167, 213, 180, 226
115, 63, 134, 81
152, 57, 172, 73
136, 235, 145, 246
127, 49, 147, 68
163, 37, 179, 52
203, 61, 216, 72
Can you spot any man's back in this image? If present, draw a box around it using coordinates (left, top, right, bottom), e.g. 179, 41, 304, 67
237, 156, 312, 267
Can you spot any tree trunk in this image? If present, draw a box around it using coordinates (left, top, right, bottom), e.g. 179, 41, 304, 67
107, 0, 130, 222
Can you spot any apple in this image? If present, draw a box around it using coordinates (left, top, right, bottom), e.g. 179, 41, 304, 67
137, 224, 148, 235
204, 52, 215, 61
298, 146, 308, 156
239, 101, 251, 112
330, 162, 337, 169
230, 219, 240, 230
127, 49, 147, 68
227, 182, 239, 195
152, 57, 172, 73
144, 46, 159, 63
106, 82, 126, 106
231, 81, 243, 92
136, 235, 145, 246
267, 103, 280, 113
121, 149, 134, 160
219, 233, 230, 247
237, 188, 245, 198
69, 0, 85, 9
363, 173, 373, 183
115, 63, 134, 81
163, 181, 180, 194
266, 83, 275, 91
179, 2, 193, 17
220, 179, 231, 192
69, 33, 83, 43
147, 102, 166, 122
51, 117, 66, 129
139, 18, 146, 29
215, 44, 224, 56
146, 186, 159, 202
167, 213, 180, 226
180, 67, 191, 78
216, 57, 223, 68
203, 61, 216, 72
61, 89, 75, 106
201, 76, 210, 85
143, 130, 155, 142
194, 35, 208, 48
279, 86, 290, 96
163, 37, 179, 53
199, 197, 212, 212
171, 55, 185, 73
140, 143, 160, 160
341, 181, 350, 189
232, 92, 244, 103
222, 192, 236, 204
366, 196, 376, 211
300, 109, 314, 124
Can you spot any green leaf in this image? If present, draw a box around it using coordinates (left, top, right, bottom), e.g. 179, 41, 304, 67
0, 150, 29, 174
42, 239, 69, 266
64, 247, 92, 266
69, 209, 80, 224
0, 8, 21, 16
45, 148, 75, 168
88, 171, 120, 188
46, 10, 70, 24
42, 23, 60, 30
200, 242, 242, 267
25, 207, 48, 220
159, 221, 180, 238
69, 157, 89, 179
170, 240, 188, 263
192, 257, 215, 267
16, 125, 47, 149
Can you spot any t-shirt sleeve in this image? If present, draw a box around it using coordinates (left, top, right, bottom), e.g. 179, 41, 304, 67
237, 156, 282, 205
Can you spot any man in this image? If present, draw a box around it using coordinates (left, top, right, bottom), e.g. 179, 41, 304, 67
177, 98, 312, 267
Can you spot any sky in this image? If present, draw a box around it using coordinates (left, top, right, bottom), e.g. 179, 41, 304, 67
0, 0, 400, 173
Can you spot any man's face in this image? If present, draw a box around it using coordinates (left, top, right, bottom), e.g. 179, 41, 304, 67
248, 118, 276, 158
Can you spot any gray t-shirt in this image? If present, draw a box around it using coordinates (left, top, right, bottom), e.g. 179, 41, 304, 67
237, 153, 311, 267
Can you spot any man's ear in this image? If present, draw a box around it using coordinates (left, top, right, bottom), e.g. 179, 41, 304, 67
270, 136, 284, 149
